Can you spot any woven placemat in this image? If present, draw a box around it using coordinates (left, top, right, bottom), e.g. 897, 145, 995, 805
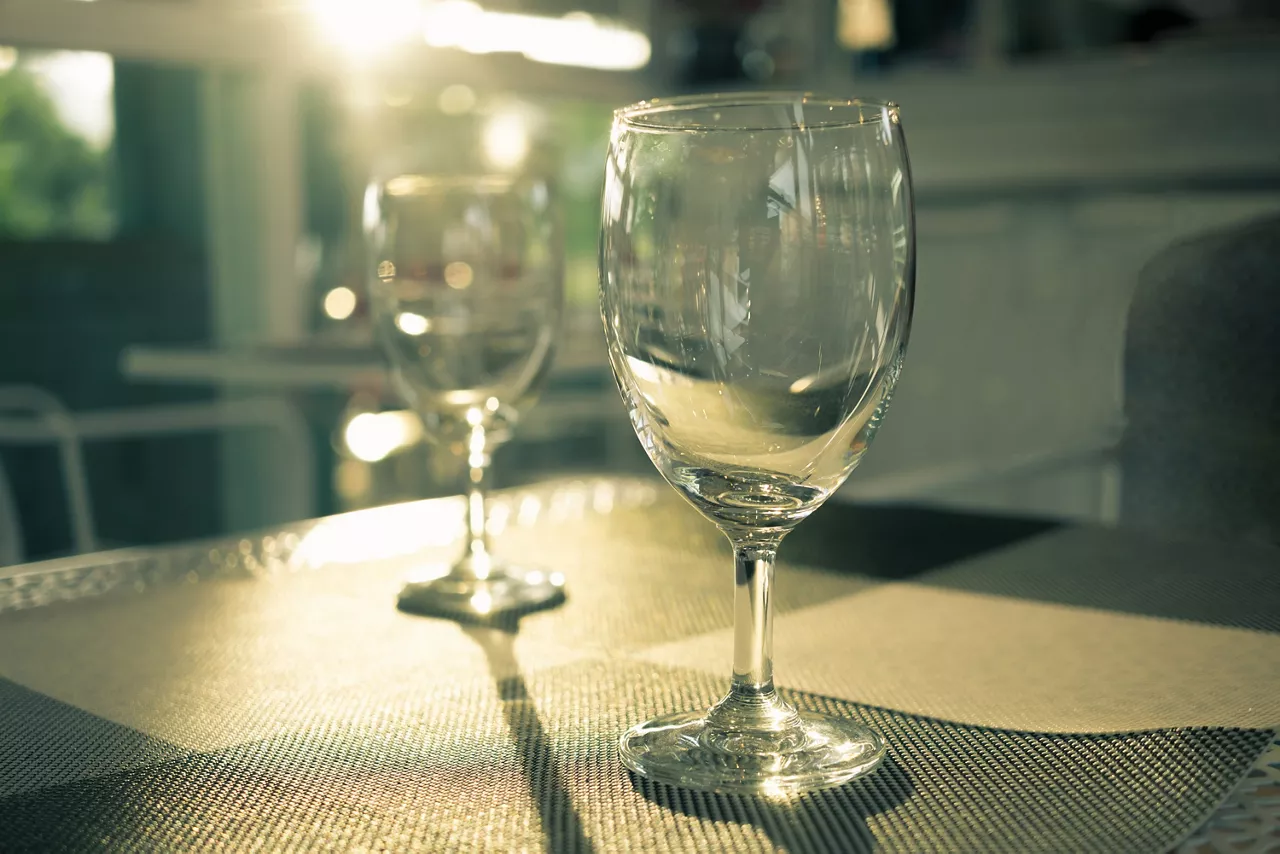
0, 478, 1274, 852
0, 661, 1270, 853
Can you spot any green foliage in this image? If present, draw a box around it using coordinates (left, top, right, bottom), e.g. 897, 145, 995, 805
545, 100, 612, 306
0, 66, 114, 239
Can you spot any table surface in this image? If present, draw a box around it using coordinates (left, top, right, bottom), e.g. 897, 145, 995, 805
119, 324, 608, 390
1, 477, 1277, 853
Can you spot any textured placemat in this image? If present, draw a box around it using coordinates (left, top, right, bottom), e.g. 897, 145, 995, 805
0, 679, 185, 798
0, 478, 1274, 852
1178, 731, 1280, 853
0, 662, 1271, 853
641, 584, 1280, 733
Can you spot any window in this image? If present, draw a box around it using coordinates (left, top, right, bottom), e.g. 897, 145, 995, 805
0, 47, 115, 239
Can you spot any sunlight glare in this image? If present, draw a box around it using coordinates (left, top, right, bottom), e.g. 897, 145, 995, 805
482, 112, 530, 170
344, 411, 422, 462
324, 286, 357, 320
395, 312, 430, 335
423, 2, 650, 70
310, 0, 424, 57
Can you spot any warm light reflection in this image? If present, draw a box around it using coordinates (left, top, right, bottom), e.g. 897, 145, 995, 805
488, 500, 510, 534
323, 286, 357, 320
444, 261, 474, 289
592, 483, 615, 514
838, 0, 895, 50
335, 458, 372, 500
22, 50, 115, 149
308, 0, 648, 69
437, 83, 476, 115
759, 779, 796, 801
344, 411, 422, 462
310, 0, 424, 56
789, 375, 816, 394
288, 479, 656, 570
422, 2, 650, 70
395, 311, 430, 335
466, 416, 487, 468
517, 495, 541, 526
469, 590, 493, 613
482, 112, 529, 170
625, 355, 694, 387
293, 500, 463, 568
363, 184, 382, 234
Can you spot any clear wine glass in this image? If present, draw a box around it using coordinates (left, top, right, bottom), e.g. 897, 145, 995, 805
599, 93, 915, 793
365, 174, 565, 618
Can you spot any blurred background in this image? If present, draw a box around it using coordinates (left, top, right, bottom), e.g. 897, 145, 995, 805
1, 0, 1277, 564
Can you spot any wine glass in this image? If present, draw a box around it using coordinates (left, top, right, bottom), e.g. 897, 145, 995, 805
599, 93, 914, 793
365, 174, 565, 618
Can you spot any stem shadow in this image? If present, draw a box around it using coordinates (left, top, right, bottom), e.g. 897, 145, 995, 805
632, 754, 913, 854
462, 620, 595, 854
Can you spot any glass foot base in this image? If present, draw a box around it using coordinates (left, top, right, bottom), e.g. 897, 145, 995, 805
619, 709, 885, 795
397, 565, 565, 620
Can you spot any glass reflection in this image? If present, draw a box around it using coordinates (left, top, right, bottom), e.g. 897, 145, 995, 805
365, 173, 567, 618
600, 92, 915, 794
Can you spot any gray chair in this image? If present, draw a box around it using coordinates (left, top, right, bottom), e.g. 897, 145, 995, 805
0, 459, 22, 566
0, 385, 316, 566
1121, 213, 1280, 547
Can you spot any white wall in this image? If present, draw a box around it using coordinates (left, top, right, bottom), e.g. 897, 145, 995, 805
833, 51, 1280, 519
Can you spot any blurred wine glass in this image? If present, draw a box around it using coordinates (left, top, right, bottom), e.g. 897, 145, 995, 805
366, 174, 565, 618
600, 92, 915, 793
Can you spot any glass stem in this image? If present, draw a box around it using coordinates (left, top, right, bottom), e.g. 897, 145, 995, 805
458, 422, 493, 580
707, 540, 800, 733
732, 544, 777, 688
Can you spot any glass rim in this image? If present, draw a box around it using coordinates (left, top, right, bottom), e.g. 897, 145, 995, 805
614, 91, 900, 132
